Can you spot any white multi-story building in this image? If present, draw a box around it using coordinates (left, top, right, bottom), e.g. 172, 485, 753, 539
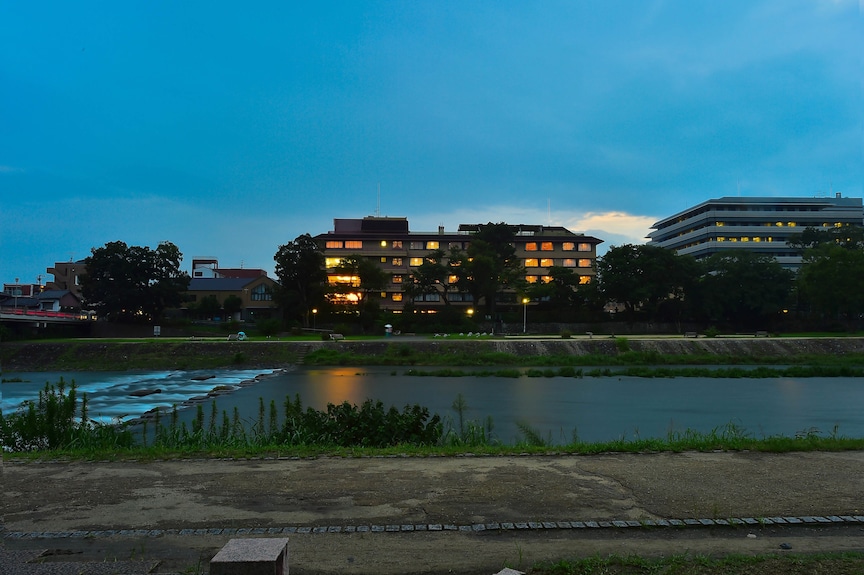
647, 194, 864, 269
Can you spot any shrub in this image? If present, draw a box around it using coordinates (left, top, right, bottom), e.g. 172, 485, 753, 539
704, 326, 720, 338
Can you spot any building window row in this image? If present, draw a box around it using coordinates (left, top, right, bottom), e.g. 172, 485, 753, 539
526, 275, 592, 284
525, 258, 592, 268
524, 241, 593, 252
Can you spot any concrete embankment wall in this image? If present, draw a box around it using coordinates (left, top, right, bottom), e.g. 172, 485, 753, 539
2, 337, 864, 372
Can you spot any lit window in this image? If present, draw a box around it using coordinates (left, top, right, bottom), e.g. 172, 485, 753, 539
426, 241, 439, 249
541, 275, 552, 283
392, 257, 403, 266
325, 241, 343, 249
448, 275, 458, 284
345, 240, 362, 249
752, 237, 761, 242
563, 259, 576, 267
540, 242, 553, 251
392, 275, 403, 284
775, 222, 784, 227
788, 222, 796, 227
325, 257, 342, 267
741, 237, 750, 242
525, 242, 538, 251
578, 259, 591, 268
525, 276, 538, 283
392, 240, 403, 249
716, 221, 725, 227
525, 258, 539, 267
381, 257, 387, 263
380, 240, 388, 247
579, 276, 591, 284
562, 242, 575, 251
716, 237, 725, 242
578, 243, 592, 252
392, 293, 403, 302
409, 257, 424, 266
251, 284, 272, 301
540, 258, 554, 267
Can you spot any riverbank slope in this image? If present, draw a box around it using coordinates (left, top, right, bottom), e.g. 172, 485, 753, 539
2, 336, 864, 372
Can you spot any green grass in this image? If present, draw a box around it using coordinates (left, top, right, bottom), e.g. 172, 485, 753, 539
532, 552, 864, 575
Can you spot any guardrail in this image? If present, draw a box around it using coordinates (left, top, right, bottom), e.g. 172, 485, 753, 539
0, 308, 90, 320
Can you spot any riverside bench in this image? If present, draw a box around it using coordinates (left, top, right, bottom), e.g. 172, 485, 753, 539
329, 333, 344, 341
210, 538, 289, 575
684, 332, 698, 338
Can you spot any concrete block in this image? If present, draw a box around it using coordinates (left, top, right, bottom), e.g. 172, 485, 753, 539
210, 538, 289, 575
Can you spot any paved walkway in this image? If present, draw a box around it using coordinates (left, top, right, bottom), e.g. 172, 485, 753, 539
3, 452, 864, 574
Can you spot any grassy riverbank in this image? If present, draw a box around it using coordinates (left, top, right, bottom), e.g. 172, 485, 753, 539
4, 336, 864, 371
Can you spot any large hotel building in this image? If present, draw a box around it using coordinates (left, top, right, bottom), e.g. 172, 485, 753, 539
647, 195, 864, 269
314, 217, 603, 312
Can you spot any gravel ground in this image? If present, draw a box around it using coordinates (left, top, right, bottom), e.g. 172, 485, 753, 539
3, 452, 864, 574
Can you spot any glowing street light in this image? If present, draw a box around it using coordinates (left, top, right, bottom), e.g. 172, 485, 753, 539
522, 297, 530, 334
312, 308, 318, 329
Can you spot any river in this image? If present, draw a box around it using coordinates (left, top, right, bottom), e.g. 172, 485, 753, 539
2, 367, 863, 444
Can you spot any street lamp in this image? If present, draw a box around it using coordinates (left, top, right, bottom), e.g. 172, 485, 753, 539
522, 297, 530, 334
312, 308, 318, 329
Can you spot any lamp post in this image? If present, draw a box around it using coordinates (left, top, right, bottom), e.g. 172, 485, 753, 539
522, 297, 529, 334
312, 308, 318, 329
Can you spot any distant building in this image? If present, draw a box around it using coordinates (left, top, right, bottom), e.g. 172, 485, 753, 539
647, 194, 864, 269
190, 257, 268, 279
46, 260, 85, 299
185, 276, 278, 322
313, 217, 603, 312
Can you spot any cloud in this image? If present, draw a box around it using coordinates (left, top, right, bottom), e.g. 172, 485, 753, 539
408, 205, 658, 254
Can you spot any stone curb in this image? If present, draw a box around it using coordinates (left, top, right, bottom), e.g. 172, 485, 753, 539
4, 515, 862, 540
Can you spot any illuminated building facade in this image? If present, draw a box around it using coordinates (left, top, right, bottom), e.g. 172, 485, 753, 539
647, 195, 864, 269
314, 217, 603, 312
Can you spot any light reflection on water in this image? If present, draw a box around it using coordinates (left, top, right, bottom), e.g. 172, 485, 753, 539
2, 367, 863, 443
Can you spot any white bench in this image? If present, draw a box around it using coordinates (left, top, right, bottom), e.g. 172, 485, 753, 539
210, 538, 289, 575
227, 334, 239, 341
755, 330, 769, 337
329, 333, 344, 341
684, 332, 698, 338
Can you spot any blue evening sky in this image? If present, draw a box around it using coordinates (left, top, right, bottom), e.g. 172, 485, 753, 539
1, 1, 860, 284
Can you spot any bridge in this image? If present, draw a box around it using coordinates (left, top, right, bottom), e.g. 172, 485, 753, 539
0, 307, 91, 325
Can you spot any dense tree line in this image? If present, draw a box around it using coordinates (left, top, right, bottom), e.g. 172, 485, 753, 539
78, 225, 863, 332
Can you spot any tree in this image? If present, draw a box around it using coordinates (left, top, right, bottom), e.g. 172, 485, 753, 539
331, 255, 388, 331
222, 294, 243, 320
787, 225, 864, 251
274, 234, 327, 325
195, 295, 221, 320
596, 244, 698, 321
451, 223, 525, 317
698, 250, 793, 329
798, 243, 864, 321
81, 241, 190, 322
404, 249, 455, 306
